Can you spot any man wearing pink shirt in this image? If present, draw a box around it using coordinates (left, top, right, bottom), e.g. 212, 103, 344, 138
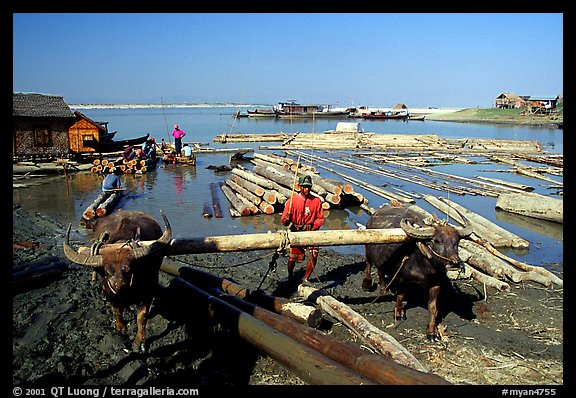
171, 124, 186, 155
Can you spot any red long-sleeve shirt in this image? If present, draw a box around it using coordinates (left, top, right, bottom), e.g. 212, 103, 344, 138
281, 192, 324, 231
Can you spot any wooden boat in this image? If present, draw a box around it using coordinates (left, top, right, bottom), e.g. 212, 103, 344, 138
274, 101, 350, 118
83, 133, 150, 153
362, 111, 408, 120
247, 108, 276, 117
408, 115, 426, 121
162, 154, 196, 166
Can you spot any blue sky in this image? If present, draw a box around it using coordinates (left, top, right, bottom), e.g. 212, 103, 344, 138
13, 13, 563, 108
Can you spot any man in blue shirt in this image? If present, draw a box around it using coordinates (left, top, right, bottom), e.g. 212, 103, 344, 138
102, 169, 122, 192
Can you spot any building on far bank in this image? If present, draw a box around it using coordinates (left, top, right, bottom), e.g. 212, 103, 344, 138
494, 93, 526, 109
495, 93, 559, 114
13, 92, 76, 160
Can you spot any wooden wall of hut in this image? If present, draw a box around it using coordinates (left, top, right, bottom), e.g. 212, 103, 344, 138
68, 117, 101, 153
13, 118, 72, 159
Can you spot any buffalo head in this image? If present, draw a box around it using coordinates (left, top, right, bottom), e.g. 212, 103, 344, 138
63, 210, 172, 352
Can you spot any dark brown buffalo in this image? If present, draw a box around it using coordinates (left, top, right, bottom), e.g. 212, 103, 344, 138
363, 204, 472, 341
63, 210, 172, 352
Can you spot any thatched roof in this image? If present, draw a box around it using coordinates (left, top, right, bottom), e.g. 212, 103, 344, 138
393, 103, 408, 110
13, 92, 75, 118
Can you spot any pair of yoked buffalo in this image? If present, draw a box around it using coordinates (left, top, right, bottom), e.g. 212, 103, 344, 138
63, 205, 471, 351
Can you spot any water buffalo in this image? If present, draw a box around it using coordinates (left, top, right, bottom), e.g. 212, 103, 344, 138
63, 210, 172, 352
363, 204, 472, 341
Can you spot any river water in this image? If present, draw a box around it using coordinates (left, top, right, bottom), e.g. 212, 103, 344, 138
13, 106, 563, 269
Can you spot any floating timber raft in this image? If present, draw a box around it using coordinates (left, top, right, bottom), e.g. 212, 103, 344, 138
218, 153, 368, 217
250, 132, 543, 153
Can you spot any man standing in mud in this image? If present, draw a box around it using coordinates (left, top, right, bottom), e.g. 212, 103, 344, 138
281, 175, 324, 283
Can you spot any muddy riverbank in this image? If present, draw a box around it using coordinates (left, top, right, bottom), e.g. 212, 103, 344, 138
12, 205, 563, 387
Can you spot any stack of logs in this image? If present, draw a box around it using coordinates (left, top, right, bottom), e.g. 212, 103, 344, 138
89, 157, 153, 175
81, 190, 122, 222
220, 153, 367, 217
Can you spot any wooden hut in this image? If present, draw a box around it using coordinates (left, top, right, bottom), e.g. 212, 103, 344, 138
526, 95, 558, 114
494, 93, 526, 109
13, 92, 76, 160
68, 111, 112, 154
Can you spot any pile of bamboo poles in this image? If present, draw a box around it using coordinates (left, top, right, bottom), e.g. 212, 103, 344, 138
89, 157, 154, 175
219, 153, 367, 217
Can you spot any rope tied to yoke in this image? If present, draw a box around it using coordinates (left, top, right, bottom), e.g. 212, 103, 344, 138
256, 229, 293, 291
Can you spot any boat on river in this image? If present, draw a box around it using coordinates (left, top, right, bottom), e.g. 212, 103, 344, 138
362, 110, 408, 120
83, 133, 150, 153
273, 101, 350, 118
247, 108, 276, 117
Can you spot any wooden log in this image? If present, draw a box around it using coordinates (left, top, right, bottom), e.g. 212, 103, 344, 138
459, 240, 555, 287
161, 259, 322, 327
298, 285, 428, 373
225, 179, 262, 205
230, 174, 265, 197
325, 192, 341, 206
172, 278, 376, 385
95, 192, 121, 218
258, 201, 276, 215
13, 256, 70, 294
269, 188, 287, 204
310, 175, 343, 196
202, 203, 213, 218
210, 182, 223, 218
326, 178, 354, 194
231, 167, 274, 189
496, 192, 562, 224
236, 192, 259, 214
474, 175, 534, 191
252, 164, 297, 192
261, 189, 278, 205
85, 228, 412, 256
221, 184, 251, 216
253, 152, 291, 167
199, 283, 448, 385
469, 237, 563, 287
424, 195, 529, 248
82, 191, 110, 221
465, 263, 511, 292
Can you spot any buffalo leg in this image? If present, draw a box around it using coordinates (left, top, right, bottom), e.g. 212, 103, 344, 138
114, 306, 127, 333
362, 259, 373, 291
133, 302, 149, 352
426, 285, 441, 342
394, 292, 406, 320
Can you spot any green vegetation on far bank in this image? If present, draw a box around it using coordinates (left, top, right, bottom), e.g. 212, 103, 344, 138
425, 100, 562, 127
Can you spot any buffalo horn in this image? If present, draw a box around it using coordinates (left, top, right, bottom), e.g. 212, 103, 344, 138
133, 211, 173, 259
448, 207, 473, 238
62, 224, 103, 268
400, 218, 435, 239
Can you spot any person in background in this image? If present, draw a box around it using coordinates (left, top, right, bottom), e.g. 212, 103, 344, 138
143, 138, 157, 160
171, 124, 186, 156
181, 143, 193, 157
122, 145, 136, 161
280, 174, 324, 283
102, 168, 122, 192
136, 147, 146, 160
163, 150, 177, 165
160, 139, 171, 154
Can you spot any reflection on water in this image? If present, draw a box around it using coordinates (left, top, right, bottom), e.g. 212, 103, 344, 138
495, 209, 563, 241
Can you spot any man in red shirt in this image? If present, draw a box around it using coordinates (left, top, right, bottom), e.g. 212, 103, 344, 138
281, 174, 325, 283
